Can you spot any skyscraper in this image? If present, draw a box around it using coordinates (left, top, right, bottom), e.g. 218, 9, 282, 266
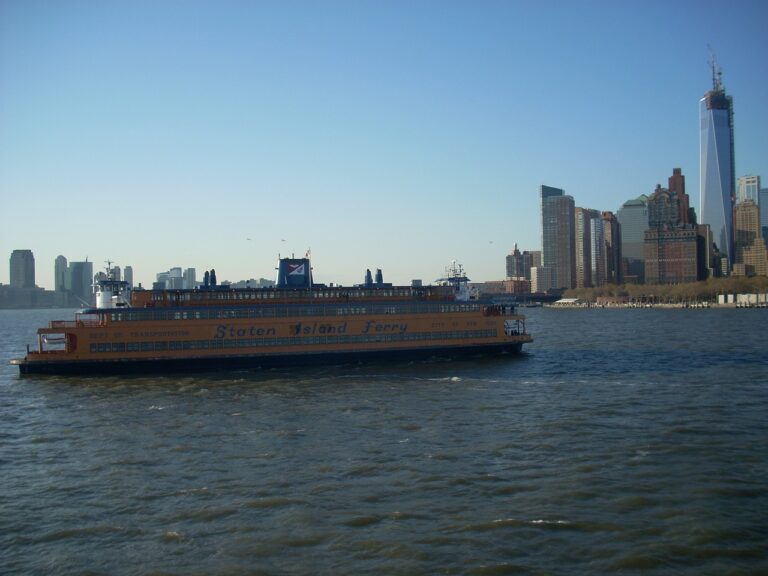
644, 177, 698, 284
733, 199, 768, 277
574, 207, 593, 288
602, 211, 622, 284
183, 268, 197, 289
575, 208, 603, 288
506, 245, 525, 279
737, 175, 760, 204
540, 185, 575, 291
760, 188, 768, 245
668, 167, 693, 225
10, 250, 35, 288
55, 255, 67, 292
617, 195, 648, 282
590, 215, 606, 287
66, 260, 94, 306
699, 59, 735, 271
648, 184, 682, 229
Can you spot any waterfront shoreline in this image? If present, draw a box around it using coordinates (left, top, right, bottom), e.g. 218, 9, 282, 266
546, 302, 768, 309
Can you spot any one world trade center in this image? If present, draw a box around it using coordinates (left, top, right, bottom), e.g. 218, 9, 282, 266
699, 59, 735, 273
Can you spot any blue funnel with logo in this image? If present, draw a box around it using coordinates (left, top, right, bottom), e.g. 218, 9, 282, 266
276, 258, 312, 289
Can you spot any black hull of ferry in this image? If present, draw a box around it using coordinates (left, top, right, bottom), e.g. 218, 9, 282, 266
15, 342, 528, 376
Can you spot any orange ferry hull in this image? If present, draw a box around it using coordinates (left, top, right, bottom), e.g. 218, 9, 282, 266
13, 341, 528, 375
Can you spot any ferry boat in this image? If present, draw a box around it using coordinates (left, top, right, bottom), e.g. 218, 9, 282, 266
11, 257, 532, 375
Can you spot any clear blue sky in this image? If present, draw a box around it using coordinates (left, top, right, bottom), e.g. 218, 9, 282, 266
2, 0, 766, 289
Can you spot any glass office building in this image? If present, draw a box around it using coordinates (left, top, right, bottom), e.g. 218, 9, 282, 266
540, 185, 575, 290
761, 188, 768, 245
616, 196, 649, 258
10, 249, 35, 288
699, 71, 735, 271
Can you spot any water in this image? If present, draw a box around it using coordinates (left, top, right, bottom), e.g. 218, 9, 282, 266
1, 307, 767, 575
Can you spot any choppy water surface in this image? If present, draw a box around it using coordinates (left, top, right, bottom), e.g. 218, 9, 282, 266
1, 307, 767, 575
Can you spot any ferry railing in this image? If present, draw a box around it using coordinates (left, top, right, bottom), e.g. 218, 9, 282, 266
135, 285, 454, 308
49, 321, 78, 328
49, 317, 103, 328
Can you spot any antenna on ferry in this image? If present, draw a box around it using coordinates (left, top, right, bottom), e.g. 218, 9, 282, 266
305, 248, 313, 287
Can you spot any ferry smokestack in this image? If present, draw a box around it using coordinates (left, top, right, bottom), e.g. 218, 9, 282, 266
277, 257, 312, 289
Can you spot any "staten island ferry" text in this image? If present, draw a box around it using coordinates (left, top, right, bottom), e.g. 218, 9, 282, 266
213, 320, 409, 339
214, 325, 277, 338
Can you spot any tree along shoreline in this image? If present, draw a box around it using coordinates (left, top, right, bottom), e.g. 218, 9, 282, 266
563, 276, 768, 304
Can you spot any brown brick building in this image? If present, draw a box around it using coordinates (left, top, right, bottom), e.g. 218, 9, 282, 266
644, 169, 699, 284
644, 228, 699, 284
733, 199, 768, 277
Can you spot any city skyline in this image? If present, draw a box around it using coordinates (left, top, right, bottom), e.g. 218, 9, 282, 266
2, 1, 767, 289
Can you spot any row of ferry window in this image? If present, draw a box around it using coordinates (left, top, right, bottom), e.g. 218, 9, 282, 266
151, 287, 436, 303
88, 329, 497, 353
109, 303, 480, 322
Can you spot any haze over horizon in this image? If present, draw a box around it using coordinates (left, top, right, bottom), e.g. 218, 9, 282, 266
2, 0, 767, 290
